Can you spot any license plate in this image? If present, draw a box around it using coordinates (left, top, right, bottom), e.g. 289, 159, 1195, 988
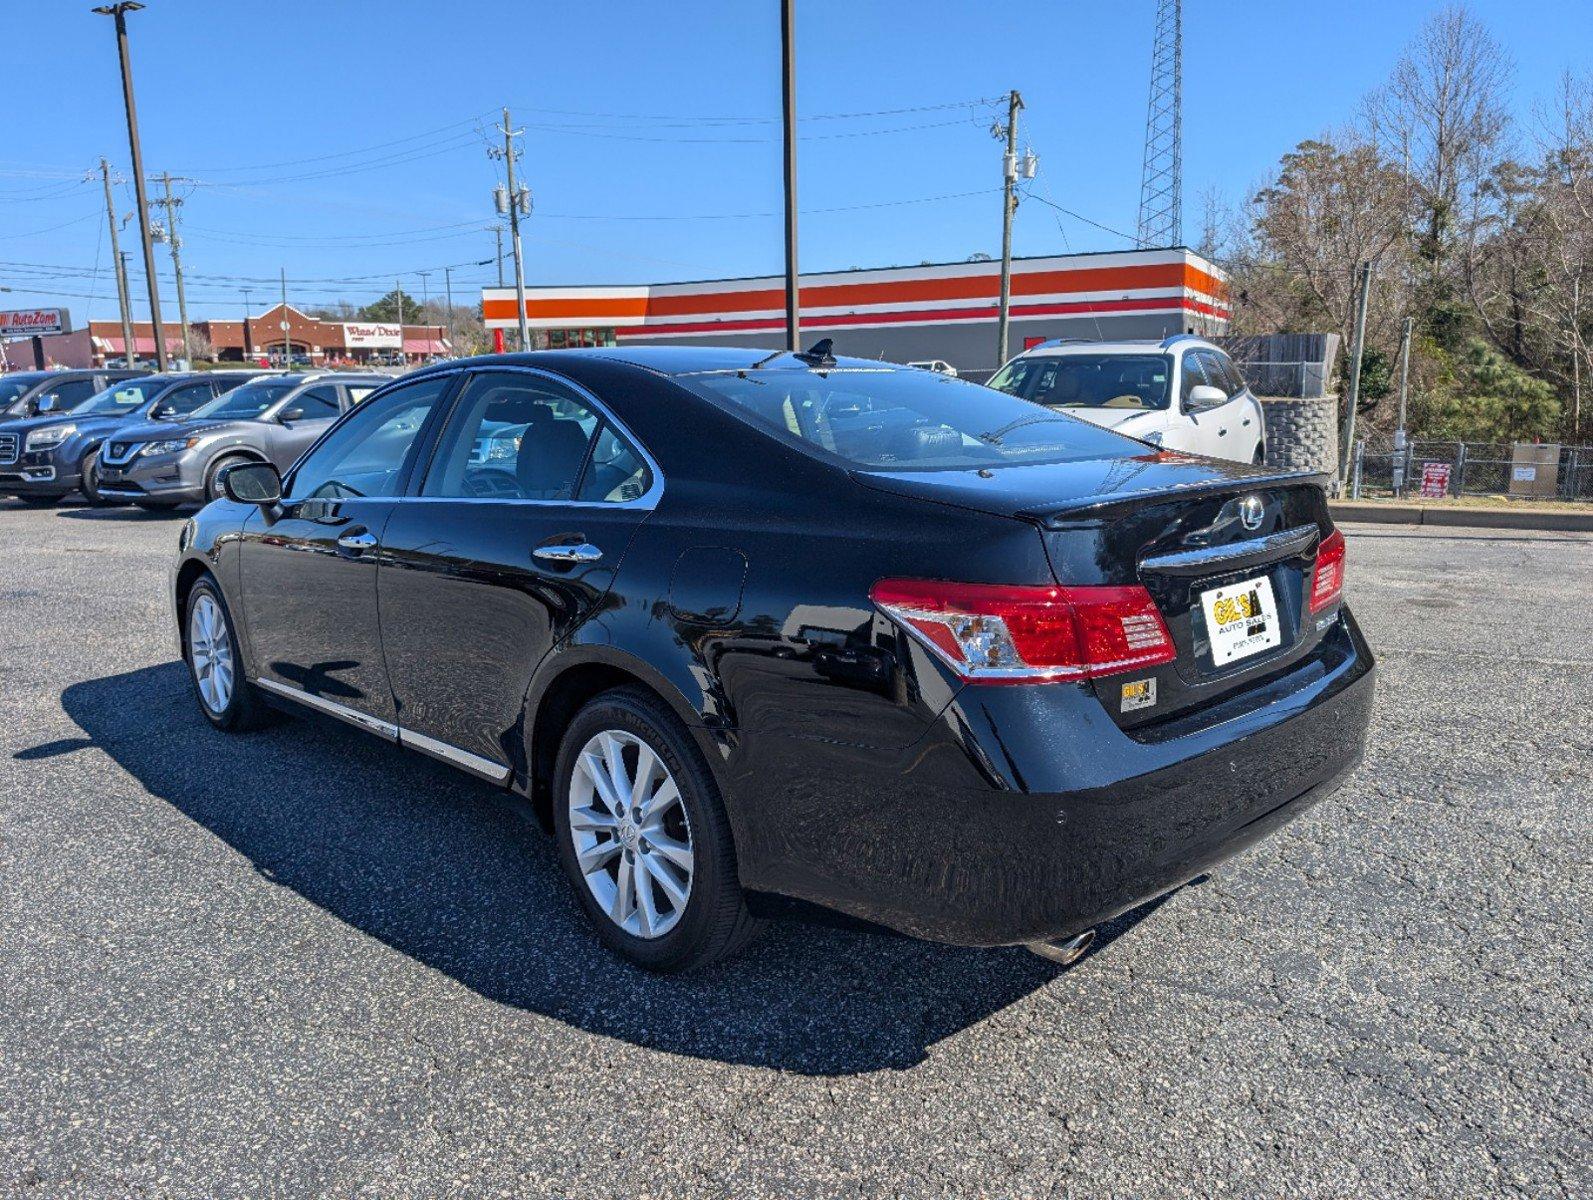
1200, 575, 1281, 666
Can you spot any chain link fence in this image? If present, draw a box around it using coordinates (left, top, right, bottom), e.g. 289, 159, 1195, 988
1351, 437, 1593, 501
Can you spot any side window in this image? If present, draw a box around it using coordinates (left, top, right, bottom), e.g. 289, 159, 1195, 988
1179, 352, 1209, 405
162, 382, 215, 416
39, 379, 98, 410
577, 423, 652, 503
285, 375, 451, 501
422, 371, 599, 500
1194, 350, 1239, 399
287, 385, 341, 420
1217, 353, 1247, 397
344, 384, 378, 406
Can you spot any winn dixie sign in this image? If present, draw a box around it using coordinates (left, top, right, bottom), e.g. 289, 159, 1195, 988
0, 308, 69, 337
342, 322, 401, 349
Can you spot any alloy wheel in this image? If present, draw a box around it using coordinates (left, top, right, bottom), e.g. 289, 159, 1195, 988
189, 593, 235, 714
567, 728, 694, 939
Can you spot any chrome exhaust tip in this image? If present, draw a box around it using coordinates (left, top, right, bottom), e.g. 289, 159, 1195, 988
1026, 928, 1095, 966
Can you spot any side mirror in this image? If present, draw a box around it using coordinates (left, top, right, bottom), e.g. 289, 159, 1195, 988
278, 406, 305, 423
150, 403, 174, 419
220, 461, 281, 506
34, 395, 59, 415
1186, 384, 1227, 412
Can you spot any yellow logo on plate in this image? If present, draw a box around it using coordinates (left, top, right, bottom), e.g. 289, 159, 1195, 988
1212, 591, 1259, 626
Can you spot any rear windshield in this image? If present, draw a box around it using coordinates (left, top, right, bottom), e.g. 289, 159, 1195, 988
678, 367, 1140, 471
989, 353, 1173, 412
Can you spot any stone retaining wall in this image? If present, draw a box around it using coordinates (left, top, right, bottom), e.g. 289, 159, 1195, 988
1261, 394, 1338, 477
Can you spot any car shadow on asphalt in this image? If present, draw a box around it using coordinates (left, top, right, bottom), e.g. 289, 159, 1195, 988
53, 506, 187, 521
53, 662, 1178, 1077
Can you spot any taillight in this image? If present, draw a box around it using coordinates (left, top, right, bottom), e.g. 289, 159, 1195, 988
870, 579, 1176, 684
1309, 528, 1346, 613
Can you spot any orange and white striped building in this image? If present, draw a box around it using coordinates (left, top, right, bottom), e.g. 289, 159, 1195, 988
482, 248, 1229, 377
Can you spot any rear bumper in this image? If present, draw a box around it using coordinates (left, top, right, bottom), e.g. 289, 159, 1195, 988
730, 608, 1375, 946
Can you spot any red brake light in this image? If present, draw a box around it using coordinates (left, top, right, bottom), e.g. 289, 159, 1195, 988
1310, 528, 1346, 613
869, 579, 1175, 684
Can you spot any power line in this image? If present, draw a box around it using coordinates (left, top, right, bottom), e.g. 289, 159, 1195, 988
1019, 188, 1137, 245
173, 111, 498, 174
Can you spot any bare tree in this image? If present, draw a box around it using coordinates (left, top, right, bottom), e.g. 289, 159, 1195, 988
1365, 4, 1513, 280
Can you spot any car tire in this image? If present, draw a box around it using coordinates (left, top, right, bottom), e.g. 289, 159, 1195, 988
184, 576, 272, 733
1253, 443, 1266, 465
205, 453, 252, 503
552, 686, 762, 972
78, 449, 111, 506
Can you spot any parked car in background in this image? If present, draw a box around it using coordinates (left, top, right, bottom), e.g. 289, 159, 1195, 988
988, 335, 1265, 464
0, 368, 148, 420
0, 371, 269, 506
171, 345, 1372, 973
97, 372, 387, 509
907, 359, 959, 377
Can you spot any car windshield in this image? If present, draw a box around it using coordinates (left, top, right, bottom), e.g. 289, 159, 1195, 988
192, 380, 295, 420
71, 378, 169, 416
678, 366, 1140, 471
0, 378, 37, 406
988, 354, 1173, 412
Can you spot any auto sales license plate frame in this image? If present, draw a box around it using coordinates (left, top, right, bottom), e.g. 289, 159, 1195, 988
1199, 574, 1282, 667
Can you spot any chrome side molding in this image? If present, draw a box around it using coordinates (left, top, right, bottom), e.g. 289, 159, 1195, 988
254, 676, 510, 783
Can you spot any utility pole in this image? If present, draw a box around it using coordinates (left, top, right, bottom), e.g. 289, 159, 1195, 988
488, 225, 505, 287
395, 276, 404, 361
94, 2, 168, 371
1572, 276, 1582, 442
241, 287, 254, 360
280, 267, 289, 367
1393, 314, 1413, 496
780, 0, 800, 351
1340, 261, 1374, 487
996, 88, 1024, 368
443, 266, 454, 354
99, 158, 136, 368
156, 172, 191, 365
490, 108, 532, 350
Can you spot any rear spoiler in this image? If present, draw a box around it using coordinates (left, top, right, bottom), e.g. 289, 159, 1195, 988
1018, 468, 1328, 527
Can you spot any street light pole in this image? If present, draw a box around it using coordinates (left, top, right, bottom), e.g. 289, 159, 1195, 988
99, 158, 136, 368
996, 88, 1024, 369
780, 0, 800, 351
93, 2, 167, 371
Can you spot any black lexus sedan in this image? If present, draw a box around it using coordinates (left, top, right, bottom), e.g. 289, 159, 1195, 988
170, 346, 1374, 972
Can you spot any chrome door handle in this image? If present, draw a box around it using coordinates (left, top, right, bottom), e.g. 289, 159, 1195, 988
336, 531, 378, 552
534, 542, 602, 563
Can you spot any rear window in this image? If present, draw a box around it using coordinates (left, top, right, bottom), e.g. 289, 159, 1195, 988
678, 367, 1140, 471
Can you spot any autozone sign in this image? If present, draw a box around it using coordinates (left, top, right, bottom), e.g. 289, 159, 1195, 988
0, 308, 69, 337
343, 322, 401, 348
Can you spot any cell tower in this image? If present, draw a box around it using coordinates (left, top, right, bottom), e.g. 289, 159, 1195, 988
1136, 0, 1183, 249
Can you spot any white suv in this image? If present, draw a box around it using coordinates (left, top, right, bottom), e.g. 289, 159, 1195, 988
987, 335, 1265, 464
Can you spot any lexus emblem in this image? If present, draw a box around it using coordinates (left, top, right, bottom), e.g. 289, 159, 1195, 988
1238, 495, 1265, 531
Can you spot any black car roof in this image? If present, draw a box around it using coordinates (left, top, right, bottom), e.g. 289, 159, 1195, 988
410, 346, 903, 380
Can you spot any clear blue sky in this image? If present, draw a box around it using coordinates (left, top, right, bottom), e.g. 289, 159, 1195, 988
2, 0, 1588, 327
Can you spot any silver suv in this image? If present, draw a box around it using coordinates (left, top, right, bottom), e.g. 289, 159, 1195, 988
95, 372, 388, 509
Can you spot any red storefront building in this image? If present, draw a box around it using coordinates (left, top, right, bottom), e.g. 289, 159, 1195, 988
87, 304, 449, 368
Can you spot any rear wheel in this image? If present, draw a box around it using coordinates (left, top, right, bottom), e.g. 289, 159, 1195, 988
185, 577, 271, 732
1253, 443, 1267, 465
205, 453, 252, 503
552, 687, 762, 971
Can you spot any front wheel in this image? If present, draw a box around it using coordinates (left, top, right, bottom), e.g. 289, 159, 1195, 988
185, 577, 272, 732
79, 449, 112, 505
205, 453, 252, 503
552, 687, 762, 972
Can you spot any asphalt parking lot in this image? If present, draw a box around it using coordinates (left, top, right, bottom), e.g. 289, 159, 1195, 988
1, 501, 1588, 1199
